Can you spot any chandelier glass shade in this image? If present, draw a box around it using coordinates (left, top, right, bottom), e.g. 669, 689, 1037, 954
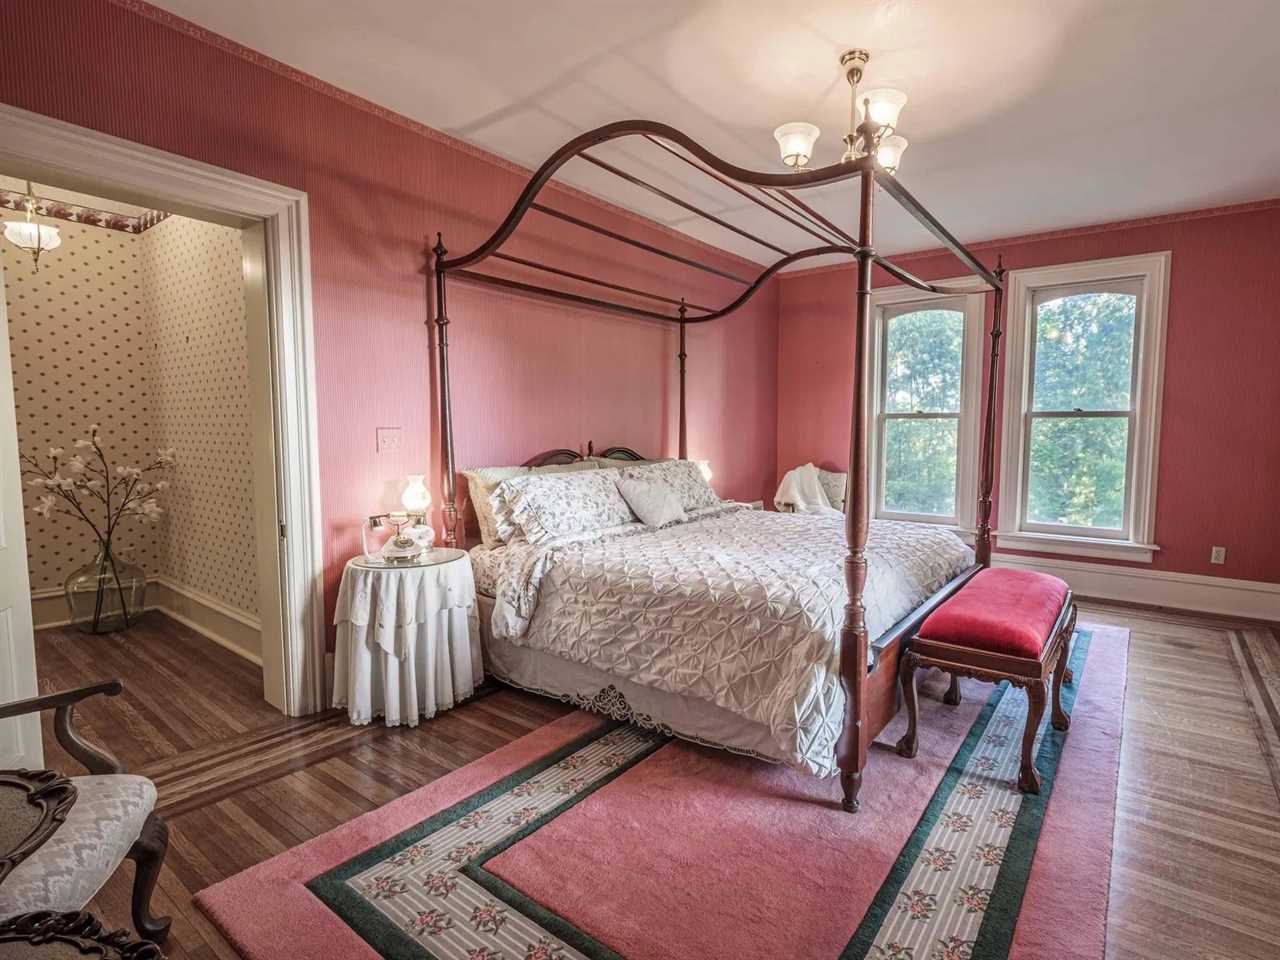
859, 88, 908, 129
3, 182, 61, 269
875, 134, 910, 174
773, 122, 821, 170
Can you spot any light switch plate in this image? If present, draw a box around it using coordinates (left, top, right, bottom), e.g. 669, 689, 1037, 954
376, 427, 402, 453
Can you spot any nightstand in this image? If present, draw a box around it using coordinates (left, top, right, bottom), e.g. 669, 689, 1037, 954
332, 549, 483, 726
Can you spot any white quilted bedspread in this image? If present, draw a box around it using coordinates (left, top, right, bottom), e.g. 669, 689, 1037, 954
489, 507, 973, 774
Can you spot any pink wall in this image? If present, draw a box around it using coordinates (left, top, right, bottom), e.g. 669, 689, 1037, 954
778, 203, 1280, 584
0, 0, 779, 640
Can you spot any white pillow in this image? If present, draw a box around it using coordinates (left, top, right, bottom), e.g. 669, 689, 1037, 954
494, 468, 635, 545
619, 460, 720, 512
616, 475, 686, 527
463, 460, 599, 546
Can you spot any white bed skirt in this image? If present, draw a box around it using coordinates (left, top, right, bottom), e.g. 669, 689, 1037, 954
477, 594, 796, 767
335, 608, 484, 726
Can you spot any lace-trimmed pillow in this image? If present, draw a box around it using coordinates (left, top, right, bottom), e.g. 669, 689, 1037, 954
493, 468, 635, 545
464, 460, 599, 545
619, 459, 720, 512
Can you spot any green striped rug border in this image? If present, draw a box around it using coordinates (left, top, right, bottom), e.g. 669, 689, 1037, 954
841, 627, 1092, 959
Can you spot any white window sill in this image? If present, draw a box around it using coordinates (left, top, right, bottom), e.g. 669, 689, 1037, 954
994, 530, 1158, 563
877, 514, 977, 546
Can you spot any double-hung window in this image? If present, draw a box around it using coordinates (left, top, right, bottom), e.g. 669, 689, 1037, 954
997, 253, 1169, 561
869, 284, 985, 533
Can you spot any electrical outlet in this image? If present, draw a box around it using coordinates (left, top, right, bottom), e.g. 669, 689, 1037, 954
1210, 546, 1226, 564
376, 427, 402, 453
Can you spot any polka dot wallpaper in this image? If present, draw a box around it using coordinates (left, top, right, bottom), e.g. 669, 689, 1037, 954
4, 211, 259, 617
141, 215, 258, 616
3, 221, 160, 588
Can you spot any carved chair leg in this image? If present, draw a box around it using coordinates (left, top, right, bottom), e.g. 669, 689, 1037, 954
1051, 635, 1071, 732
1018, 681, 1047, 794
943, 672, 962, 706
895, 653, 920, 759
127, 811, 172, 944
840, 769, 862, 814
1063, 665, 1075, 687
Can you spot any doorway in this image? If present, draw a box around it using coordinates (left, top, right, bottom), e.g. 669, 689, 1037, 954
0, 105, 325, 768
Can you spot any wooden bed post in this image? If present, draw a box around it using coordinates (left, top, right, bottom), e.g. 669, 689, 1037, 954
974, 256, 1006, 568
432, 233, 459, 549
677, 300, 688, 459
835, 168, 876, 813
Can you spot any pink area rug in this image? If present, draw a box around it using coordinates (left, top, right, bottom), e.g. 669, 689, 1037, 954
196, 625, 1128, 960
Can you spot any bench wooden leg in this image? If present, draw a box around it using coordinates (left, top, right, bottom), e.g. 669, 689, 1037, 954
1018, 681, 1047, 794
127, 811, 172, 944
943, 672, 962, 706
895, 652, 920, 759
1051, 633, 1071, 732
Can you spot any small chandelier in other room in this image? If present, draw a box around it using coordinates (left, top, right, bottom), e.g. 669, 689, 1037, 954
3, 182, 61, 270
774, 50, 909, 175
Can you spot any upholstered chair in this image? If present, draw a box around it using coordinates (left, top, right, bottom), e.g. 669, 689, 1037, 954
0, 680, 171, 944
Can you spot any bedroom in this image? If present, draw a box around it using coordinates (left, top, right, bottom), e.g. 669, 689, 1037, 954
0, 2, 1277, 959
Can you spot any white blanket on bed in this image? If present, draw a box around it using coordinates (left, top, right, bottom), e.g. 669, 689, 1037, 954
487, 508, 972, 775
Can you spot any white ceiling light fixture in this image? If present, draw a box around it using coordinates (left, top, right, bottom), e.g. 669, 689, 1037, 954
3, 181, 61, 270
775, 50, 909, 175
772, 121, 821, 171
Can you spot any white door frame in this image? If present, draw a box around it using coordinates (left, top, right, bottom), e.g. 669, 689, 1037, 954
0, 103, 326, 716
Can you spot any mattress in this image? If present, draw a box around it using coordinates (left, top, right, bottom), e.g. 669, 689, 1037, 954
475, 508, 973, 775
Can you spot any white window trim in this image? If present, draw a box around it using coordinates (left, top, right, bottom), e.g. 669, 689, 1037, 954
996, 252, 1170, 562
868, 279, 988, 541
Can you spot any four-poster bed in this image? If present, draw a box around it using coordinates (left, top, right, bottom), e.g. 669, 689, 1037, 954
429, 97, 1007, 813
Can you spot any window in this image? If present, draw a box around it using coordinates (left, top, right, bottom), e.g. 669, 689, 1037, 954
869, 284, 986, 532
998, 253, 1169, 561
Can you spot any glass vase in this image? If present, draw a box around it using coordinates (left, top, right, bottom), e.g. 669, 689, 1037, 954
64, 548, 147, 634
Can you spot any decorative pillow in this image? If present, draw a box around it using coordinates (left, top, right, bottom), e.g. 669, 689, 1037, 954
494, 468, 636, 545
463, 461, 599, 546
619, 459, 720, 512
616, 474, 686, 527
818, 468, 847, 512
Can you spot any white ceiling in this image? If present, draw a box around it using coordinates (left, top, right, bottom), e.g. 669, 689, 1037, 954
152, 0, 1280, 265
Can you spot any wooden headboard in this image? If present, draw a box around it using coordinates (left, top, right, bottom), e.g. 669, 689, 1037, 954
522, 442, 648, 467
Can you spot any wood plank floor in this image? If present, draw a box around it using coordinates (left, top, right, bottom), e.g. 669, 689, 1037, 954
30, 605, 1280, 960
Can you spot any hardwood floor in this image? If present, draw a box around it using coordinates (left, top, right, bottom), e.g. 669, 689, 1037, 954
34, 613, 573, 960
1079, 601, 1280, 960
29, 606, 1280, 960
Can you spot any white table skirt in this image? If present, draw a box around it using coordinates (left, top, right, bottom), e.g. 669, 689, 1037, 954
333, 553, 483, 726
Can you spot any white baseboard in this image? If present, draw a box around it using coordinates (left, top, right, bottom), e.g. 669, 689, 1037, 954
31, 577, 263, 665
993, 553, 1280, 622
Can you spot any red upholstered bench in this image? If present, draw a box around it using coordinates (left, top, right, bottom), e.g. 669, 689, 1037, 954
895, 568, 1076, 794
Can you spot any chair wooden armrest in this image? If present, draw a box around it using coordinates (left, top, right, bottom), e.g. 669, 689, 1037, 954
0, 680, 126, 775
